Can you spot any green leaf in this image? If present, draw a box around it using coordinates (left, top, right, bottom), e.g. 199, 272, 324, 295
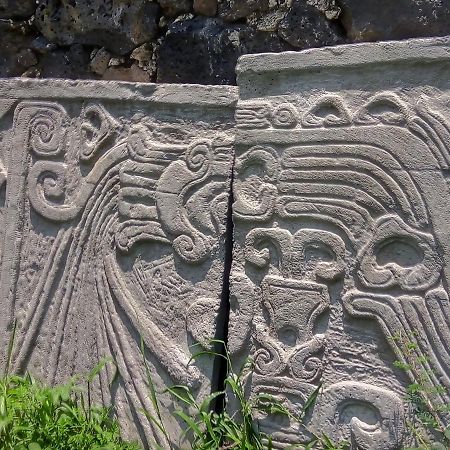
172, 410, 203, 437
445, 426, 450, 440
87, 357, 114, 383
188, 350, 226, 365
164, 385, 197, 407
140, 336, 171, 448
221, 420, 241, 443
393, 360, 413, 370
301, 383, 322, 418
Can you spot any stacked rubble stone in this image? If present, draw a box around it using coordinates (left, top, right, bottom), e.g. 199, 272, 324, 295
1, 0, 450, 84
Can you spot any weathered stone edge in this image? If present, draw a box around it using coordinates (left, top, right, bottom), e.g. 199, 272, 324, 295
237, 35, 450, 77
0, 78, 238, 107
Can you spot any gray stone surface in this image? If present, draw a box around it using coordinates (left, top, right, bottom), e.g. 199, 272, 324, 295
0, 79, 237, 447
4, 35, 450, 450
231, 36, 450, 448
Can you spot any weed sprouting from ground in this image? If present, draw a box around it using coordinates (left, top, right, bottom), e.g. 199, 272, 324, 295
0, 320, 140, 450
142, 339, 349, 450
9, 330, 450, 449
0, 370, 141, 450
391, 331, 450, 450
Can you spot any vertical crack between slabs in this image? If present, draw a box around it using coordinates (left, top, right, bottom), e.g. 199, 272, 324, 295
211, 151, 235, 414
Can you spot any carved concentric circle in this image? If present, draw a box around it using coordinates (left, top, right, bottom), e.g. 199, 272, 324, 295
271, 103, 298, 128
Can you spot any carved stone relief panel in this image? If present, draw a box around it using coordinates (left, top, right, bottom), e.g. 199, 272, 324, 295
231, 37, 450, 449
0, 80, 237, 447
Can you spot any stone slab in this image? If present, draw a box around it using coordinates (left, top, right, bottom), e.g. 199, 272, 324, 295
0, 79, 237, 447
230, 36, 450, 449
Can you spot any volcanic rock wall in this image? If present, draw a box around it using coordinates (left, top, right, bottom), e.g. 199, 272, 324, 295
1, 0, 450, 84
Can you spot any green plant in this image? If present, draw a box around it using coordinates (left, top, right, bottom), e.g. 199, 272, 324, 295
0, 371, 142, 450
143, 339, 348, 450
391, 331, 450, 450
0, 319, 140, 450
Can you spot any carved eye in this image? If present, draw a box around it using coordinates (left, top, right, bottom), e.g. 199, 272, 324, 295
339, 400, 380, 430
355, 93, 408, 125
357, 215, 441, 291
375, 237, 424, 268
84, 109, 102, 137
311, 381, 405, 449
304, 242, 335, 264
292, 230, 346, 281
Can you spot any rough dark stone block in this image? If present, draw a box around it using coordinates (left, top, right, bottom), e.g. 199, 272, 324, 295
35, 0, 160, 55
158, 0, 192, 17
338, 0, 450, 41
37, 44, 92, 79
157, 17, 292, 84
0, 0, 36, 19
278, 0, 345, 49
194, 0, 218, 17
217, 0, 270, 22
0, 22, 37, 77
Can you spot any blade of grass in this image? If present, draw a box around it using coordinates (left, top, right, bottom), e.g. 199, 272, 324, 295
4, 319, 17, 377
140, 336, 172, 450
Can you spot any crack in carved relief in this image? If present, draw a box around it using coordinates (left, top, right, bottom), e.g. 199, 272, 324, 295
2, 51, 450, 450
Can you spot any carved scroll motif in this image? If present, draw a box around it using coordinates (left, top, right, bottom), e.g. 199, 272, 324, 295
19, 102, 67, 156
233, 146, 280, 221
79, 103, 120, 161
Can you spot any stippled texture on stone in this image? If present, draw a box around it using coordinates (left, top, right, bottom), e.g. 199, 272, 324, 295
230, 36, 450, 449
0, 79, 237, 448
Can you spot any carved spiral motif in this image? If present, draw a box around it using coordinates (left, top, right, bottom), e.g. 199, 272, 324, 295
173, 233, 210, 264
253, 337, 285, 376
290, 352, 323, 382
271, 103, 298, 128
234, 146, 280, 221
128, 125, 149, 161
185, 141, 212, 176
244, 227, 293, 271
302, 356, 323, 379
28, 108, 65, 156
28, 161, 78, 221
41, 171, 65, 200
288, 336, 325, 381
